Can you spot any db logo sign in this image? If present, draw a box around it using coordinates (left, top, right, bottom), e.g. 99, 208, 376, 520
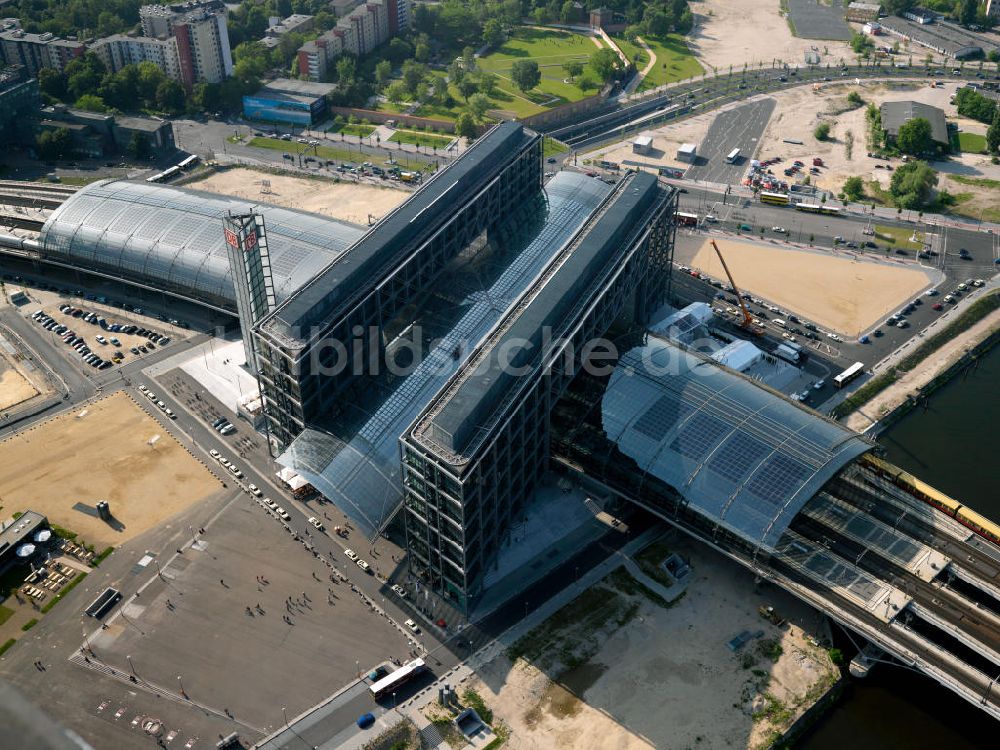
244, 230, 258, 251
224, 227, 239, 248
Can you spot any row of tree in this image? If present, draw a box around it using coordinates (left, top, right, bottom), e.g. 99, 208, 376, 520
38, 54, 186, 115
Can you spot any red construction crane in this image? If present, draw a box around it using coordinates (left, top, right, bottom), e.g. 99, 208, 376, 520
710, 239, 764, 336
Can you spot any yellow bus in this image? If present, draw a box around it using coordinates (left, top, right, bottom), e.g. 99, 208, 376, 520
759, 191, 790, 206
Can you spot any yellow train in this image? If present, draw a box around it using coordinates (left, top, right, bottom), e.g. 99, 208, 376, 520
860, 454, 1000, 546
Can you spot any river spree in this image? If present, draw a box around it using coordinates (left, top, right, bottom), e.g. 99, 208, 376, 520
799, 344, 1000, 748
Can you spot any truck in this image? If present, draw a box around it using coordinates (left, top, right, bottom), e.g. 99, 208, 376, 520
399, 171, 418, 182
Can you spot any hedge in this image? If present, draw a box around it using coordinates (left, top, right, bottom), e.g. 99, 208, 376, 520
40, 572, 87, 614
0, 638, 16, 657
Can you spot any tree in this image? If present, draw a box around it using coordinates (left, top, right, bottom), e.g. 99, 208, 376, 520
511, 60, 541, 93
843, 176, 865, 201
458, 77, 479, 101
401, 60, 427, 95
468, 93, 491, 120
462, 46, 476, 72
478, 72, 498, 97
643, 7, 671, 37
563, 61, 584, 78
896, 117, 933, 155
482, 18, 504, 49
814, 122, 831, 141
590, 48, 623, 83
36, 128, 72, 161
375, 60, 393, 87
577, 72, 600, 91
415, 41, 431, 63
560, 0, 576, 24
883, 0, 917, 14
155, 80, 185, 114
954, 87, 997, 124
889, 160, 938, 209
128, 132, 151, 161
74, 94, 107, 112
38, 67, 67, 102
456, 112, 478, 140
987, 110, 1000, 154
847, 91, 863, 107
958, 0, 977, 27
448, 59, 465, 85
850, 33, 874, 56
388, 38, 413, 65
386, 82, 408, 106
66, 53, 106, 102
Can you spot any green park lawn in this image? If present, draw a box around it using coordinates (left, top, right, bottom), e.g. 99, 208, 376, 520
328, 122, 376, 138
247, 136, 432, 171
388, 129, 454, 148
542, 136, 569, 157
635, 34, 705, 91
957, 132, 987, 154
874, 224, 925, 251
475, 27, 604, 116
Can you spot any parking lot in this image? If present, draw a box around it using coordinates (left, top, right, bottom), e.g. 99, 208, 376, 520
88, 495, 412, 729
787, 0, 852, 41
684, 99, 777, 184
27, 302, 178, 374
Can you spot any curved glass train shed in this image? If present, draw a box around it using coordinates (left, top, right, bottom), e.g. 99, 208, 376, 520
600, 339, 871, 550
37, 179, 365, 309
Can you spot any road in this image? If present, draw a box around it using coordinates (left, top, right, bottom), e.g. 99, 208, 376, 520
549, 60, 1000, 150
683, 99, 776, 184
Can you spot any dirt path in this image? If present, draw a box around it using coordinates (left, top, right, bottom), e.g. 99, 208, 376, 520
623, 36, 658, 95
846, 305, 1000, 432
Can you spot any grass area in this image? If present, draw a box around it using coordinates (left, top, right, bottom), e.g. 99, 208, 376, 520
0, 604, 14, 627
613, 36, 647, 70
21, 618, 38, 631
606, 566, 672, 609
635, 34, 705, 92
542, 136, 569, 158
248, 136, 434, 171
507, 584, 621, 664
328, 122, 376, 138
475, 27, 602, 117
957, 132, 987, 153
831, 369, 899, 418
92, 546, 114, 567
874, 224, 925, 251
949, 174, 1000, 190
40, 571, 87, 614
634, 538, 674, 588
388, 129, 453, 148
0, 639, 15, 657
462, 688, 494, 725
53, 175, 105, 187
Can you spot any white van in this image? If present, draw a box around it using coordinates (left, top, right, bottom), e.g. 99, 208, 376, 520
772, 319, 787, 328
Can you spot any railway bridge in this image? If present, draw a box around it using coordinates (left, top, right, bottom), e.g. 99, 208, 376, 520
552, 336, 1000, 722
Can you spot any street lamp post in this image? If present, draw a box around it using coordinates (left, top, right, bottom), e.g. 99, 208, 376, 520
126, 654, 135, 675
177, 675, 187, 698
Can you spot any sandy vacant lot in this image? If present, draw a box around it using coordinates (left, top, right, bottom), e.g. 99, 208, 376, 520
690, 0, 850, 72
0, 392, 221, 547
0, 363, 37, 411
755, 79, 1000, 197
689, 238, 934, 336
186, 167, 409, 225
468, 537, 837, 750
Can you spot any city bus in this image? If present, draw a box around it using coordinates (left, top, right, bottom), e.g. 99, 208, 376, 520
819, 205, 842, 216
178, 154, 200, 170
794, 202, 822, 213
675, 211, 699, 227
833, 361, 865, 389
759, 191, 790, 206
725, 148, 741, 164
369, 658, 427, 700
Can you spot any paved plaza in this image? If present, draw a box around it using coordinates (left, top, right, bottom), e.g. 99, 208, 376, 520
84, 494, 412, 735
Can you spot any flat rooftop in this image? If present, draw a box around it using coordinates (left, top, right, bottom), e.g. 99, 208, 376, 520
882, 15, 998, 57
0, 510, 47, 558
419, 171, 664, 459
880, 100, 949, 145
261, 121, 535, 345
257, 77, 336, 99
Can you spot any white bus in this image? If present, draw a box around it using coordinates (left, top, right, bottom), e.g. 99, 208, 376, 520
726, 148, 741, 164
833, 361, 865, 389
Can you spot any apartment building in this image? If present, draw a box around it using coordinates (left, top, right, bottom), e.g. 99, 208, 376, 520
297, 0, 409, 81
0, 20, 84, 77
92, 34, 182, 81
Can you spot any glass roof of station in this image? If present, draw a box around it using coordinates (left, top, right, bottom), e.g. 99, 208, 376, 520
602, 339, 872, 550
277, 172, 612, 536
37, 179, 365, 307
